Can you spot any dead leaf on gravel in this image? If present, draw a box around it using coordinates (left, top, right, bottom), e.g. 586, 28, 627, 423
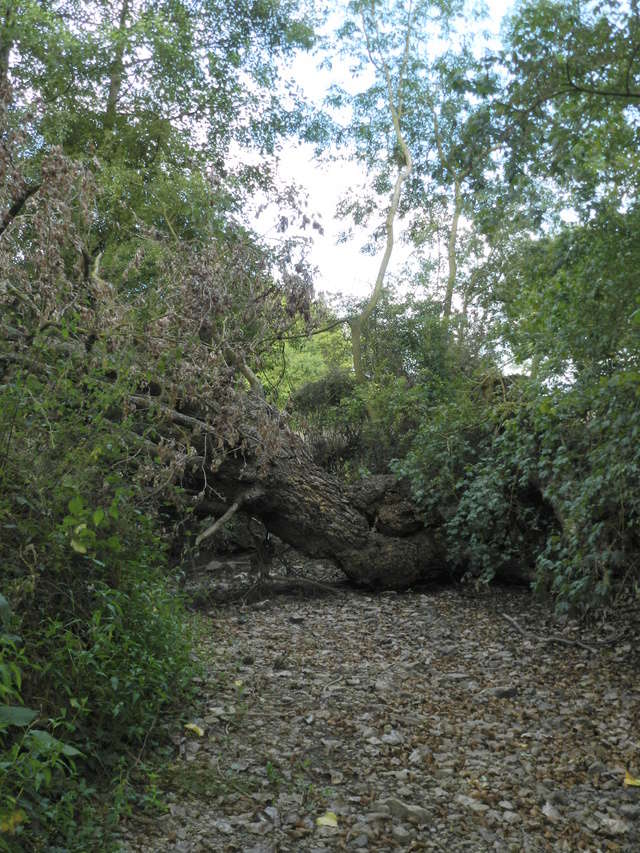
541, 801, 561, 821
119, 581, 640, 853
316, 811, 338, 827
183, 723, 205, 737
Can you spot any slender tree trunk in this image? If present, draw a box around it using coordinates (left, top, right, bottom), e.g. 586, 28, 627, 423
350, 162, 409, 383
443, 178, 462, 327
350, 4, 414, 384
104, 0, 130, 130
0, 2, 15, 94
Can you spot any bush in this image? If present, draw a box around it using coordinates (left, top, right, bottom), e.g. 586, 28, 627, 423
0, 342, 195, 850
531, 371, 640, 609
396, 367, 640, 610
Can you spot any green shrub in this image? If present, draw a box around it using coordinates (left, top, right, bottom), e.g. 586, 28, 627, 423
532, 371, 640, 610
396, 367, 640, 610
0, 345, 195, 849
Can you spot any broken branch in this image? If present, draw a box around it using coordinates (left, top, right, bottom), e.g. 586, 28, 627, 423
195, 487, 265, 547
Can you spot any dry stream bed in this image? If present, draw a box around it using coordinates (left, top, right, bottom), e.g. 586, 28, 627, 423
120, 570, 639, 852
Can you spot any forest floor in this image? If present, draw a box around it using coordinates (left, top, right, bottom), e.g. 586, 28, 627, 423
119, 556, 640, 852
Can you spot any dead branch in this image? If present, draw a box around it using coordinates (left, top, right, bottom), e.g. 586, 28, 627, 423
196, 497, 242, 547
0, 182, 40, 238
501, 613, 596, 653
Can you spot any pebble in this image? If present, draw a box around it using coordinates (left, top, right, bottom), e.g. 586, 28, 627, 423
381, 729, 404, 744
541, 801, 561, 822
599, 816, 630, 835
381, 798, 431, 824
455, 794, 489, 813
503, 810, 521, 824
492, 685, 518, 699
392, 824, 412, 839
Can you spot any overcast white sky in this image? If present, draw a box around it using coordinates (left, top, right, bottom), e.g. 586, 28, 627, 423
254, 0, 514, 302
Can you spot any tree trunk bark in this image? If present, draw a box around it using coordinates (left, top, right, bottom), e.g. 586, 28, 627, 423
220, 441, 449, 589
133, 393, 449, 589
0, 2, 14, 94
443, 178, 462, 328
104, 0, 130, 130
350, 9, 414, 384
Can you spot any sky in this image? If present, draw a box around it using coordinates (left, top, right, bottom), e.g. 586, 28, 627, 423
253, 0, 515, 303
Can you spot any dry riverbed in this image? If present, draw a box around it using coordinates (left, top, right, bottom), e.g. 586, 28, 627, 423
119, 571, 639, 852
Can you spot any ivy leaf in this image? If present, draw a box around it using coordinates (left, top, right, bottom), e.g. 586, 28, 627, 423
68, 496, 83, 515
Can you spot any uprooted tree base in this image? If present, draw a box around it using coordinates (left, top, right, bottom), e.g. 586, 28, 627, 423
135, 390, 457, 590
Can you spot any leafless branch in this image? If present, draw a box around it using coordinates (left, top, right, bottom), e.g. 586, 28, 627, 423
195, 486, 265, 546
501, 613, 596, 653
0, 182, 40, 238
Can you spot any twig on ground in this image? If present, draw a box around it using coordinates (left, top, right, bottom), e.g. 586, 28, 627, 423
501, 613, 597, 653
322, 675, 343, 697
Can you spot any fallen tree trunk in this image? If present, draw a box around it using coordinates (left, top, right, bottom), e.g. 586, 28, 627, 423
133, 392, 450, 589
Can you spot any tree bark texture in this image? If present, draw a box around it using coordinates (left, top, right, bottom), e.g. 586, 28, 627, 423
136, 393, 450, 589
104, 0, 130, 129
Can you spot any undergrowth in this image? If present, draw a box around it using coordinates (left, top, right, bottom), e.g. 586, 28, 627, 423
0, 356, 197, 850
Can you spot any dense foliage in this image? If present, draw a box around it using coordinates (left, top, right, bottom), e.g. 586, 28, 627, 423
0, 0, 315, 847
287, 0, 639, 606
1, 0, 639, 846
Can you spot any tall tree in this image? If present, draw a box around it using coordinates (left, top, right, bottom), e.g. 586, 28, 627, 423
500, 0, 639, 215
477, 0, 640, 378
1, 0, 318, 373
339, 0, 417, 383
332, 0, 505, 382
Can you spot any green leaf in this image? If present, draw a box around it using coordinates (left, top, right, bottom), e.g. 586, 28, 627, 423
0, 594, 11, 629
92, 508, 105, 527
624, 770, 640, 787
68, 496, 83, 515
70, 539, 87, 554
0, 704, 38, 727
316, 811, 339, 827
27, 729, 83, 757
